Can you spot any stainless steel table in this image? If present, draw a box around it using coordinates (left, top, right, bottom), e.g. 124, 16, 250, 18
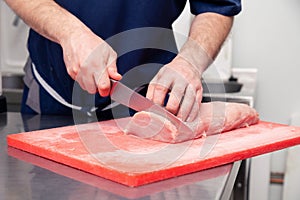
0, 112, 241, 200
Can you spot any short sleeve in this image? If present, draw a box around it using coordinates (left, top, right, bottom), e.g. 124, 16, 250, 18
189, 0, 241, 16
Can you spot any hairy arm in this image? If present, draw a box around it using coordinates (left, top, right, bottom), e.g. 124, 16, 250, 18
4, 0, 121, 96
181, 12, 234, 73
4, 0, 89, 45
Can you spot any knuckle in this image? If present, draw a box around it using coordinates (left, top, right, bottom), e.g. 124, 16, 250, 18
166, 103, 179, 114
166, 96, 181, 113
98, 86, 110, 97
78, 82, 85, 90
98, 81, 110, 91
187, 84, 198, 95
156, 68, 167, 79
151, 92, 166, 105
68, 64, 78, 73
154, 83, 168, 92
173, 85, 186, 95
66, 68, 75, 78
87, 88, 96, 94
188, 79, 202, 90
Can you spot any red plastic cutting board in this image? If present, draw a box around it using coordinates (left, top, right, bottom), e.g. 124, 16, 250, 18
6, 118, 300, 187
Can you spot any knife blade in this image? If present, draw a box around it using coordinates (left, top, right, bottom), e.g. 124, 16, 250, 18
110, 80, 193, 135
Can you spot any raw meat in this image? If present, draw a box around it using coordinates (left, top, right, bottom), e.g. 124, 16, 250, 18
125, 101, 259, 143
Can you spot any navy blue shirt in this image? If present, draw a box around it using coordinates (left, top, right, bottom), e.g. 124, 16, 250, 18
25, 0, 241, 115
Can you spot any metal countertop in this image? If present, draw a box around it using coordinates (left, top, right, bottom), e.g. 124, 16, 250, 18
0, 112, 240, 200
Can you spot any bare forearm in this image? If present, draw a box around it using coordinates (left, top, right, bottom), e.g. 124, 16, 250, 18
4, 0, 91, 45
190, 12, 233, 59
179, 12, 233, 73
4, 0, 120, 96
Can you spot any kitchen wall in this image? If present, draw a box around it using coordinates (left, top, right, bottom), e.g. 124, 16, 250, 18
0, 0, 29, 74
232, 0, 300, 199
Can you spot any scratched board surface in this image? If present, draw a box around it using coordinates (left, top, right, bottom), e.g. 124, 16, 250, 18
6, 118, 300, 187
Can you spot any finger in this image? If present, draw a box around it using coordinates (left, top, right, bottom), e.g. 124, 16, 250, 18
79, 62, 97, 94
95, 69, 111, 97
66, 64, 79, 80
83, 74, 97, 94
64, 51, 79, 80
78, 69, 97, 94
151, 81, 171, 106
76, 72, 97, 94
186, 100, 199, 123
165, 82, 186, 115
74, 74, 87, 91
177, 85, 196, 121
107, 63, 122, 81
107, 49, 122, 81
146, 76, 158, 101
187, 90, 202, 122
107, 47, 117, 66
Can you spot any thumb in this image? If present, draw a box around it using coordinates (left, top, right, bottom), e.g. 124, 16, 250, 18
107, 63, 122, 80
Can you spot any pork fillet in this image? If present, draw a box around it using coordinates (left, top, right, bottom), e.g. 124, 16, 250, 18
124, 102, 259, 143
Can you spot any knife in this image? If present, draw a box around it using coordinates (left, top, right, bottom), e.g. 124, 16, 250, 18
110, 79, 193, 135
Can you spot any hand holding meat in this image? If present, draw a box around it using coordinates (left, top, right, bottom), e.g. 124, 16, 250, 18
146, 56, 203, 122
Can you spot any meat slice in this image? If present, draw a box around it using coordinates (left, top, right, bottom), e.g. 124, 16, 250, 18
124, 102, 259, 143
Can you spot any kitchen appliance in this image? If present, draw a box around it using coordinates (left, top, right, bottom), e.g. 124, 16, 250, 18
0, 63, 7, 113
0, 1, 29, 113
0, 95, 7, 113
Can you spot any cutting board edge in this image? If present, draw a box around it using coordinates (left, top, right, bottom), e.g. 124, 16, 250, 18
129, 136, 300, 186
8, 131, 300, 187
6, 120, 300, 187
6, 135, 139, 186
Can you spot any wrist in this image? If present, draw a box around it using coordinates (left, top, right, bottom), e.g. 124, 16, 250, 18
178, 38, 213, 74
59, 23, 94, 46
